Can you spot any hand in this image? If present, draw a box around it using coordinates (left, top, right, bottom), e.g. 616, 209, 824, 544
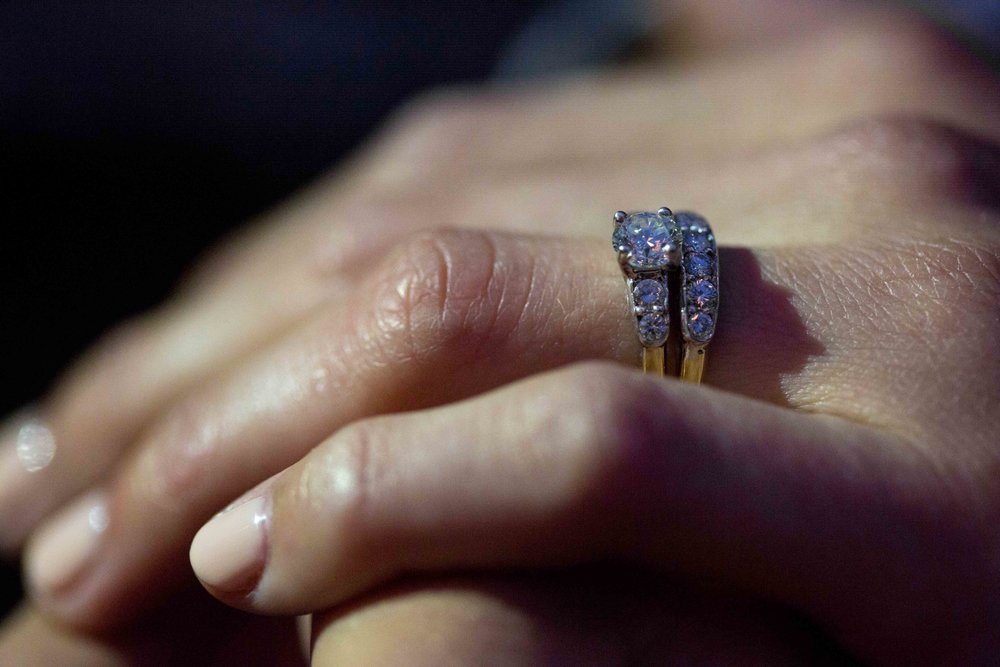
199, 360, 995, 664
1, 1, 997, 662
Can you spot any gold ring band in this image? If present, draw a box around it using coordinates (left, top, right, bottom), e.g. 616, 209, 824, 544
642, 347, 664, 375
680, 343, 706, 383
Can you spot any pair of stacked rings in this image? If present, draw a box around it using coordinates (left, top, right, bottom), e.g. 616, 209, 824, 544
612, 207, 719, 382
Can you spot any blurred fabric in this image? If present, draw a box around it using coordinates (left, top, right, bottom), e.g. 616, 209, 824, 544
0, 0, 998, 618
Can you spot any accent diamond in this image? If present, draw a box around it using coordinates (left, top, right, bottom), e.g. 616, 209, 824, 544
684, 252, 713, 277
687, 279, 718, 307
675, 211, 709, 233
683, 230, 710, 253
638, 313, 668, 344
633, 279, 665, 307
687, 311, 714, 341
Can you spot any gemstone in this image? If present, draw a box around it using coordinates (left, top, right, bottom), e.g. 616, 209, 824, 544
638, 313, 668, 344
633, 279, 665, 307
612, 211, 681, 270
684, 252, 713, 277
683, 230, 710, 253
687, 279, 718, 307
675, 211, 709, 233
687, 311, 714, 340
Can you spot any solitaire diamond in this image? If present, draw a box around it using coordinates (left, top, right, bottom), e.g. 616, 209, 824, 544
613, 212, 681, 271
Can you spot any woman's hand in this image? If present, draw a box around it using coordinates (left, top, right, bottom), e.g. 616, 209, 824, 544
199, 360, 997, 664
0, 1, 997, 662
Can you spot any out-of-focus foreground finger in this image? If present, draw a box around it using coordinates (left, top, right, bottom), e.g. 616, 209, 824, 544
0, 605, 123, 667
0, 235, 355, 554
309, 570, 850, 666
197, 363, 995, 665
661, 0, 864, 56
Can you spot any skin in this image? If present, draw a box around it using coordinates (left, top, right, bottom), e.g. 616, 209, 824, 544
1, 0, 999, 664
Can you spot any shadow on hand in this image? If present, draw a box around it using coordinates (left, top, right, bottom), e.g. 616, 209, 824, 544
707, 248, 826, 406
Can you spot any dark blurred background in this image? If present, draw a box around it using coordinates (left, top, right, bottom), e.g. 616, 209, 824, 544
1, 0, 998, 618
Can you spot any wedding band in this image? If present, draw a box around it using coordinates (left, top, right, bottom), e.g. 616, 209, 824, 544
612, 208, 719, 383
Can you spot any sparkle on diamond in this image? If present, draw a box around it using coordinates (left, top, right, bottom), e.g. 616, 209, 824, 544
684, 252, 713, 277
613, 212, 680, 270
683, 230, 710, 253
687, 279, 718, 308
633, 279, 665, 307
674, 211, 709, 234
638, 313, 668, 344
687, 311, 714, 341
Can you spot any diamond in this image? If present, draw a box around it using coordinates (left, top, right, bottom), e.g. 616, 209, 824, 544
683, 230, 710, 253
675, 211, 708, 234
687, 279, 718, 307
633, 279, 665, 307
638, 313, 668, 344
687, 311, 714, 340
612, 212, 681, 271
684, 252, 712, 277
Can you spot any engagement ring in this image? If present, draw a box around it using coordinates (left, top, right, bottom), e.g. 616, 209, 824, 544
612, 207, 719, 382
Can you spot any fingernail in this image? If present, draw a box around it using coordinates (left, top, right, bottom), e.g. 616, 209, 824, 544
190, 495, 268, 593
13, 416, 57, 472
26, 491, 108, 594
0, 411, 57, 491
0, 414, 58, 553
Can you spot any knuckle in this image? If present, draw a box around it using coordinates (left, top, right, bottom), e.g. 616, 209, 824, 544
270, 418, 389, 582
132, 398, 217, 509
395, 86, 485, 131
844, 13, 981, 92
900, 237, 1000, 308
56, 317, 145, 396
936, 240, 1000, 334
874, 237, 1000, 359
297, 419, 383, 529
372, 86, 495, 186
824, 116, 1000, 205
365, 229, 534, 363
50, 316, 154, 434
525, 363, 676, 500
866, 15, 956, 69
